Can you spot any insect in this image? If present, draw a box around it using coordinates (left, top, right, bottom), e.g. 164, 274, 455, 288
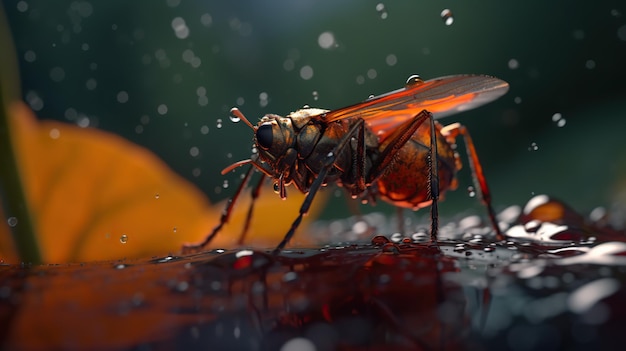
184, 74, 509, 255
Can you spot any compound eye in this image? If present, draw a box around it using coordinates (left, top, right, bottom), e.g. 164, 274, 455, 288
256, 123, 273, 150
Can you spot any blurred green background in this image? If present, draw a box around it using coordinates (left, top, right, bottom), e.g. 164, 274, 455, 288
3, 0, 626, 221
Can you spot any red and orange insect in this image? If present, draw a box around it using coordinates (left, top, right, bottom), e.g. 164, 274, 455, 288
185, 74, 509, 254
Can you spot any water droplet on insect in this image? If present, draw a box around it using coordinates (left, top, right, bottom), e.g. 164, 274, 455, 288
120, 234, 128, 244
115, 264, 126, 269
216, 118, 223, 129
528, 142, 539, 151
405, 74, 423, 87
371, 235, 390, 246
467, 186, 476, 198
273, 182, 280, 194
376, 3, 388, 19
7, 217, 17, 227
440, 9, 454, 26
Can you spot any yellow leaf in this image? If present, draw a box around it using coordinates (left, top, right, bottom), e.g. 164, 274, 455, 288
0, 102, 325, 263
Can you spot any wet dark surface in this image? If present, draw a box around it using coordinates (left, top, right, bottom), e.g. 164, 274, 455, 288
0, 195, 625, 350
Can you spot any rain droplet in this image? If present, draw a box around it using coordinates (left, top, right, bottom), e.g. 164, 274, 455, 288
300, 65, 314, 80
7, 217, 18, 227
120, 234, 128, 244
222, 180, 229, 189
376, 3, 388, 19
171, 17, 190, 39
440, 9, 454, 26
317, 31, 337, 49
405, 74, 423, 87
216, 118, 223, 129
467, 186, 476, 198
385, 54, 397, 66
508, 58, 519, 70
528, 142, 539, 151
312, 91, 319, 100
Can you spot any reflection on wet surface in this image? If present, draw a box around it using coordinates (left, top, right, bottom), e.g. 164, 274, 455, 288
1, 194, 625, 350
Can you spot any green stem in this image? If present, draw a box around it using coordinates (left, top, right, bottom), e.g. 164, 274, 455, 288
0, 3, 42, 264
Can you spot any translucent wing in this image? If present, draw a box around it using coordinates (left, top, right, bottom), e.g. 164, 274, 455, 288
321, 75, 509, 137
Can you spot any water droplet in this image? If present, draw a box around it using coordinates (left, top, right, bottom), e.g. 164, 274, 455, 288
467, 186, 476, 198
312, 91, 319, 100
120, 234, 128, 244
300, 65, 314, 80
171, 17, 190, 39
508, 58, 519, 70
528, 142, 539, 151
440, 9, 454, 26
216, 118, 223, 129
229, 113, 240, 123
376, 3, 388, 19
317, 31, 337, 49
222, 180, 229, 189
282, 271, 298, 282
7, 217, 18, 227
173, 227, 177, 233
114, 264, 126, 269
116, 91, 129, 103
155, 193, 160, 199
367, 69, 377, 79
390, 232, 403, 243
371, 235, 390, 246
514, 96, 522, 104
385, 54, 397, 66
157, 104, 168, 115
273, 182, 280, 194
405, 74, 423, 87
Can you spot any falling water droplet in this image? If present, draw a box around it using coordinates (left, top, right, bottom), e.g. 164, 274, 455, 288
216, 118, 223, 128
7, 217, 18, 227
120, 234, 128, 244
440, 9, 454, 26
312, 91, 319, 100
376, 3, 388, 19
528, 142, 539, 151
467, 186, 476, 198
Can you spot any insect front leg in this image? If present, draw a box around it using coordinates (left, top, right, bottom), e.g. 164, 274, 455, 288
441, 123, 504, 241
272, 119, 368, 255
182, 164, 256, 253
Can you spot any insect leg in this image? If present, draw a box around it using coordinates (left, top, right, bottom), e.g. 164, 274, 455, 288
367, 110, 433, 183
182, 164, 255, 252
428, 111, 440, 243
237, 173, 267, 245
366, 110, 440, 241
441, 123, 504, 241
272, 119, 367, 255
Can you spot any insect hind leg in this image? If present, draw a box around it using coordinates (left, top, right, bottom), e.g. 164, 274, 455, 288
441, 123, 504, 241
